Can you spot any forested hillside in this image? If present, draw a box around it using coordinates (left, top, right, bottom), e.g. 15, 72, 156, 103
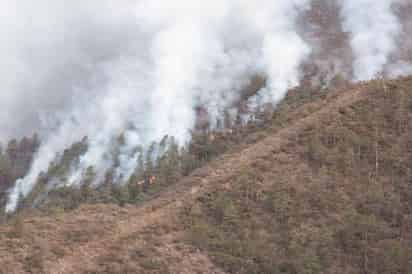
1, 0, 412, 273
1, 76, 412, 273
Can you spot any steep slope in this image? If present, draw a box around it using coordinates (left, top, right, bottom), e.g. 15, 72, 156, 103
1, 77, 412, 273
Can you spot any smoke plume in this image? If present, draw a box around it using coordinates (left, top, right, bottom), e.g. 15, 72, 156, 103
340, 0, 402, 80
3, 0, 311, 212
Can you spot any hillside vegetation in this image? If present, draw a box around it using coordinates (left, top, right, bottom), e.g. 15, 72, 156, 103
1, 76, 412, 273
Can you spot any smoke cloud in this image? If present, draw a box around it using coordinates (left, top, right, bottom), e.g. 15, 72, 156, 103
340, 0, 402, 80
3, 0, 311, 212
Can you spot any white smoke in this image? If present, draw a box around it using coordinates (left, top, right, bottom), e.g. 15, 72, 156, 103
387, 61, 412, 78
341, 0, 402, 80
3, 0, 311, 212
